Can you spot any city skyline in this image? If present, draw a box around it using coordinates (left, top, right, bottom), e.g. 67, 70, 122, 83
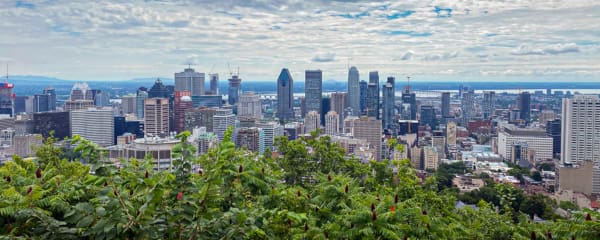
0, 1, 599, 81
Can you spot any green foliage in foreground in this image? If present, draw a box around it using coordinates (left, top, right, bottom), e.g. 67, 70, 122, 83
1, 129, 599, 239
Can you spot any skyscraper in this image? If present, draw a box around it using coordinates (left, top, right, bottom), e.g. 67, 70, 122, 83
277, 68, 294, 122
174, 67, 205, 96
305, 111, 320, 134
325, 111, 339, 136
560, 95, 600, 194
441, 92, 450, 118
136, 89, 148, 119
148, 78, 170, 98
446, 121, 457, 145
331, 92, 346, 131
546, 119, 561, 157
482, 91, 496, 119
71, 108, 114, 147
461, 91, 474, 126
359, 80, 368, 115
121, 95, 137, 115
213, 108, 236, 142
321, 97, 331, 126
228, 75, 242, 106
238, 91, 262, 119
144, 98, 170, 137
518, 91, 531, 123
305, 70, 322, 114
351, 116, 382, 161
382, 76, 395, 130
420, 105, 436, 129
401, 86, 416, 120
173, 92, 193, 133
236, 127, 264, 153
209, 73, 219, 95
367, 71, 379, 119
347, 66, 360, 116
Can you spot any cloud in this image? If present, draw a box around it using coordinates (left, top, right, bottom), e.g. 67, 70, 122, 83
423, 51, 459, 61
184, 54, 199, 65
311, 52, 336, 62
510, 43, 580, 55
393, 50, 414, 61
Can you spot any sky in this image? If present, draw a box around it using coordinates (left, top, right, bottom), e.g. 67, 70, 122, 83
0, 0, 599, 82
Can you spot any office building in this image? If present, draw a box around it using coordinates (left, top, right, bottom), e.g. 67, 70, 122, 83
107, 137, 179, 171
401, 85, 416, 120
305, 70, 322, 114
398, 120, 419, 136
144, 98, 170, 137
423, 146, 439, 170
367, 71, 379, 118
213, 108, 236, 142
148, 78, 170, 98
136, 89, 148, 119
33, 111, 70, 139
546, 119, 561, 157
347, 66, 360, 116
441, 92, 450, 118
420, 105, 436, 129
185, 107, 216, 132
461, 91, 474, 126
518, 91, 531, 123
174, 67, 205, 96
208, 73, 219, 95
71, 108, 114, 147
228, 75, 242, 106
482, 91, 496, 119
325, 111, 339, 136
497, 125, 553, 162
173, 92, 193, 133
331, 92, 346, 131
305, 111, 320, 134
351, 116, 382, 161
14, 134, 42, 157
446, 121, 457, 145
277, 68, 294, 122
238, 91, 262, 119
197, 132, 218, 155
256, 121, 283, 151
321, 97, 331, 126
121, 95, 137, 115
382, 76, 395, 130
236, 127, 264, 153
359, 80, 368, 115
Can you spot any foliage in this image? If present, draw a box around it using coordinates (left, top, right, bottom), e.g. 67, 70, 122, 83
1, 130, 599, 239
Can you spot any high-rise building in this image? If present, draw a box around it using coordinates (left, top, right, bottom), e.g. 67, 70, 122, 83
420, 105, 436, 129
71, 108, 114, 146
236, 127, 264, 153
321, 97, 331, 126
238, 91, 262, 119
351, 116, 382, 161
460, 91, 474, 126
174, 67, 205, 96
277, 68, 294, 122
197, 132, 218, 155
14, 134, 42, 157
518, 91, 531, 122
33, 91, 53, 113
185, 107, 217, 132
43, 87, 56, 111
213, 108, 236, 142
325, 111, 339, 136
367, 71, 380, 119
15, 96, 33, 114
228, 75, 242, 106
359, 80, 368, 115
305, 70, 322, 114
331, 92, 346, 131
401, 86, 416, 120
208, 73, 219, 95
136, 90, 148, 119
446, 121, 457, 145
148, 78, 170, 98
382, 76, 396, 130
423, 146, 439, 170
94, 92, 110, 106
441, 92, 450, 118
497, 125, 553, 162
33, 111, 70, 139
482, 91, 496, 119
347, 66, 360, 116
144, 98, 170, 137
546, 119, 561, 157
121, 95, 137, 115
305, 111, 320, 134
173, 92, 193, 133
256, 121, 283, 151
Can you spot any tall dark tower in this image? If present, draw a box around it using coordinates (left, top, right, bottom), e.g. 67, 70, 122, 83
518, 91, 531, 123
382, 76, 396, 130
367, 71, 380, 119
401, 77, 416, 120
228, 75, 242, 105
277, 68, 294, 122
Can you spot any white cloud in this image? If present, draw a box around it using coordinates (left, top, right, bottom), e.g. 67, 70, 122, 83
311, 52, 336, 62
511, 43, 580, 56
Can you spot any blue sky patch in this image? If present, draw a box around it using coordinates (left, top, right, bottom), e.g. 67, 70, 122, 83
386, 10, 415, 20
335, 11, 370, 19
16, 0, 35, 9
434, 6, 452, 18
50, 25, 81, 37
385, 30, 432, 37
486, 33, 499, 37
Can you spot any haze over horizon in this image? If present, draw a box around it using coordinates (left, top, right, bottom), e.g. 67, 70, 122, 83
1, 0, 599, 82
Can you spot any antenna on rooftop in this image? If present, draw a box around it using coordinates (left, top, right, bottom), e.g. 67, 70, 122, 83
5, 64, 8, 84
406, 76, 411, 92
